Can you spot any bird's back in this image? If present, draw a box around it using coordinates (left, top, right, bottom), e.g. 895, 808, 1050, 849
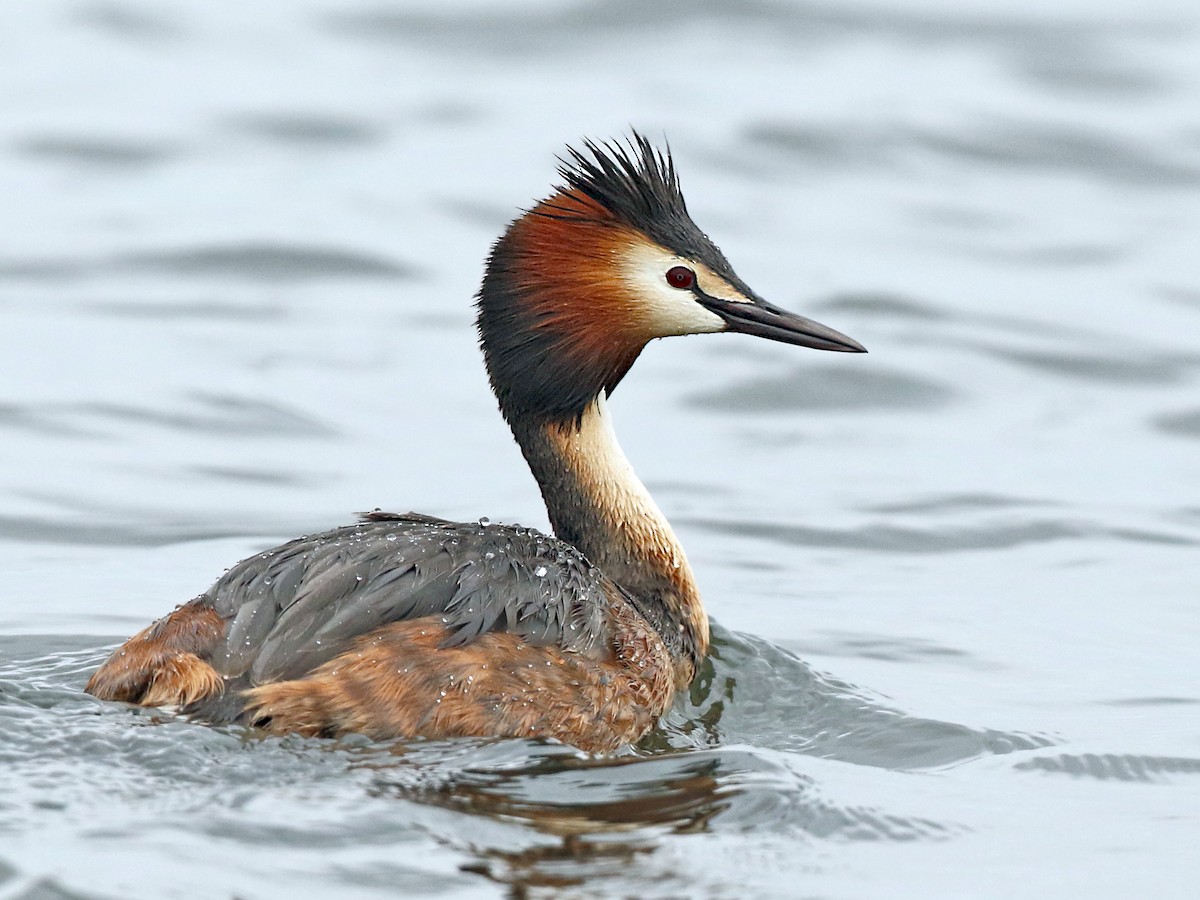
204, 512, 613, 684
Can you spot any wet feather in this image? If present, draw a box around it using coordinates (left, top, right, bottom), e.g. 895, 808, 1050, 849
198, 513, 612, 686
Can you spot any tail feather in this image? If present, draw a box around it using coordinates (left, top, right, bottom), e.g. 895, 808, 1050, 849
86, 600, 226, 707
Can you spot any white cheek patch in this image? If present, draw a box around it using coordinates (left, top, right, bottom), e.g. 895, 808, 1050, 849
620, 243, 728, 337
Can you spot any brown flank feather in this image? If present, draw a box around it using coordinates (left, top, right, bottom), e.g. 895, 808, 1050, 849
242, 590, 676, 754
86, 601, 225, 707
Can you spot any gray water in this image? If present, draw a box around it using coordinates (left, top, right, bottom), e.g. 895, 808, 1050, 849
2, 1, 1198, 897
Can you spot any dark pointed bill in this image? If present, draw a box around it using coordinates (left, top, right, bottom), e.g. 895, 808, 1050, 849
698, 295, 867, 353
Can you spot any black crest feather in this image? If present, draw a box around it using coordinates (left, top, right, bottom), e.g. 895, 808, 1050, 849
553, 134, 684, 223
543, 132, 728, 265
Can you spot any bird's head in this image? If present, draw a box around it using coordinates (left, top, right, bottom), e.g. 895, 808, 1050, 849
476, 133, 864, 426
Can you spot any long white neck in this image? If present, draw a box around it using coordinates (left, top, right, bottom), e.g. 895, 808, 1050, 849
510, 393, 709, 672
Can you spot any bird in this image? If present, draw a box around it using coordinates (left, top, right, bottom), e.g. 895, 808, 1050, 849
85, 133, 865, 753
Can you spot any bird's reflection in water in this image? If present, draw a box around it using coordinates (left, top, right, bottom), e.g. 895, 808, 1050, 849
368, 747, 731, 894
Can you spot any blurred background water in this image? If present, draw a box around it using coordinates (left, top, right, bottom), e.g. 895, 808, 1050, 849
1, 1, 1198, 897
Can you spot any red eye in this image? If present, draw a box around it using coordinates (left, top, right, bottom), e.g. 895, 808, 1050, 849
665, 266, 695, 290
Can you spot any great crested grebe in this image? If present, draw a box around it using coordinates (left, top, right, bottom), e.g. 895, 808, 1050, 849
86, 134, 865, 753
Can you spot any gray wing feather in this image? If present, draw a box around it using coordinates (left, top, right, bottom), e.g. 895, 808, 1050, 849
202, 512, 611, 684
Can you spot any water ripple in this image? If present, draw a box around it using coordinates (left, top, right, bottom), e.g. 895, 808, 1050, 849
1015, 753, 1200, 782
74, 2, 185, 41
913, 118, 1200, 186
1155, 407, 1200, 438
1013, 37, 1167, 96
0, 244, 417, 283
84, 300, 286, 322
13, 135, 179, 169
222, 113, 386, 147
976, 345, 1195, 385
685, 516, 1198, 553
115, 243, 416, 282
864, 493, 1055, 515
0, 514, 279, 547
0, 394, 337, 440
326, 0, 1171, 52
688, 366, 955, 413
746, 117, 1200, 185
654, 628, 1049, 768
